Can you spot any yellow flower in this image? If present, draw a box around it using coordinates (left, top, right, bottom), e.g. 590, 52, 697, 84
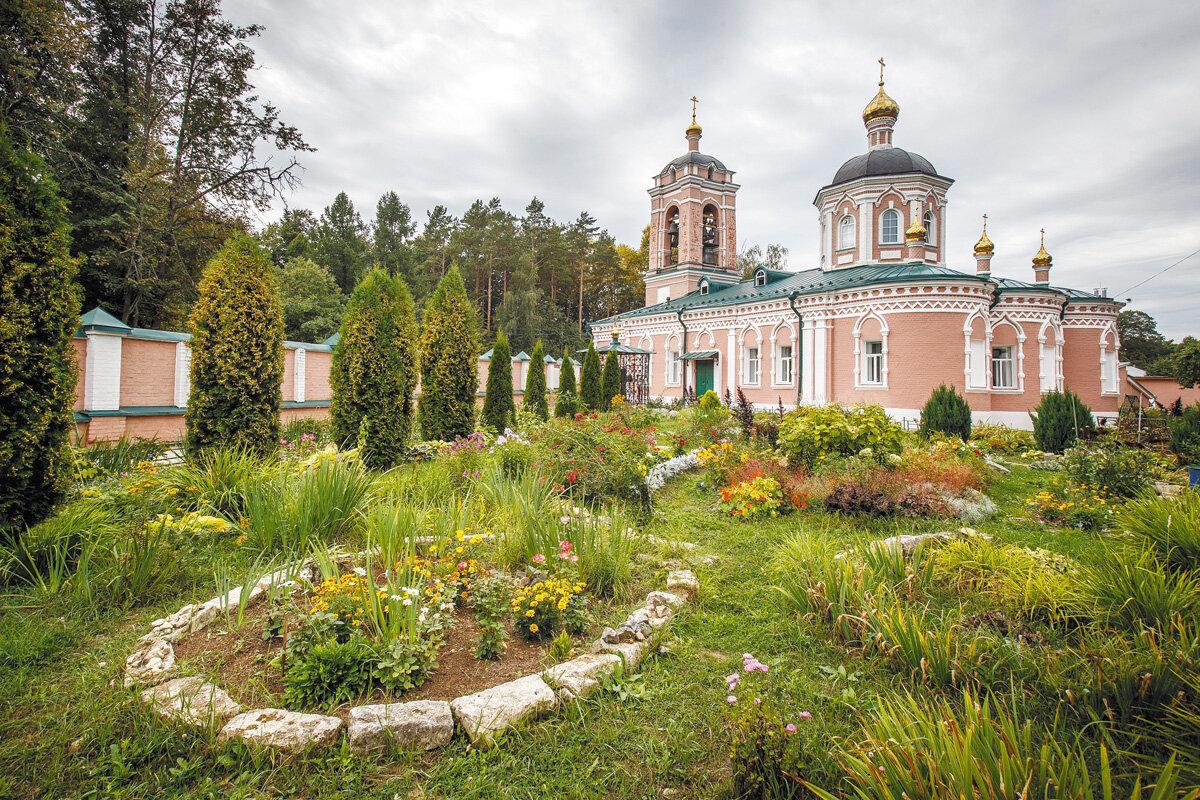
526, 610, 535, 617
529, 624, 538, 633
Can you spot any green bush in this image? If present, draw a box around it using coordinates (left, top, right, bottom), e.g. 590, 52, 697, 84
0, 125, 81, 536
529, 417, 652, 508
185, 236, 285, 457
1118, 491, 1200, 574
1169, 402, 1200, 466
481, 330, 517, 433
418, 266, 479, 441
699, 389, 722, 412
1082, 546, 1200, 632
554, 347, 577, 418
601, 349, 621, 411
579, 342, 602, 411
969, 423, 1034, 454
372, 635, 439, 694
918, 384, 972, 441
330, 269, 418, 469
283, 635, 375, 709
76, 437, 166, 480
778, 404, 904, 468
1062, 441, 1153, 499
523, 339, 549, 421
1030, 388, 1094, 453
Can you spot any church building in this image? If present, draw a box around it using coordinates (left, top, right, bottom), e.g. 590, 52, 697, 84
590, 72, 1124, 428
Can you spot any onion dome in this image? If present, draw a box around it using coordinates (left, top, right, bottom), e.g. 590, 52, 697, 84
685, 121, 702, 137
974, 215, 994, 256
863, 84, 900, 123
905, 216, 926, 242
1032, 229, 1052, 267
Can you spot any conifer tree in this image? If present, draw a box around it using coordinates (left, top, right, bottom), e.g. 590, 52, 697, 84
185, 236, 285, 456
0, 127, 81, 536
482, 330, 516, 432
524, 339, 549, 421
418, 265, 479, 440
918, 384, 972, 441
555, 347, 577, 418
601, 349, 621, 411
330, 269, 417, 468
579, 342, 602, 410
1030, 388, 1094, 453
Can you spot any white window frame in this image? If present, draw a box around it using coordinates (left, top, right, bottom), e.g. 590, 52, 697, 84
669, 349, 681, 385
776, 344, 793, 385
743, 346, 760, 386
863, 340, 884, 385
880, 209, 901, 244
992, 345, 1016, 389
838, 215, 856, 250
923, 209, 936, 245
755, 271, 766, 287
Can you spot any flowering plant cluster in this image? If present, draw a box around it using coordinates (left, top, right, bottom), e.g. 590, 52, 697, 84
719, 475, 805, 519
294, 443, 359, 472
309, 572, 375, 627
1028, 482, 1115, 531
646, 449, 702, 492
723, 654, 813, 799
510, 575, 587, 641
152, 510, 234, 535
279, 431, 320, 462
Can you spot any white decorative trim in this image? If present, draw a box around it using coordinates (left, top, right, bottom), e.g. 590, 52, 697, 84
84, 332, 122, 412
174, 342, 191, 408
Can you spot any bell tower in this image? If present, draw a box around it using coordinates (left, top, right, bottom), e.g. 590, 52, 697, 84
644, 99, 741, 307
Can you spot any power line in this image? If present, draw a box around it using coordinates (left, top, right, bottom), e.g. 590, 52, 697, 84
1118, 247, 1200, 296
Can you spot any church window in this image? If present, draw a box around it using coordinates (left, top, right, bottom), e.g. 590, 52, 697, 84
881, 209, 901, 244
707, 165, 714, 180
702, 204, 719, 266
699, 281, 709, 296
669, 351, 681, 384
838, 215, 855, 250
669, 168, 677, 183
665, 207, 679, 265
777, 345, 793, 384
992, 346, 1015, 389
864, 341, 883, 384
755, 271, 766, 287
744, 346, 760, 385
923, 210, 935, 244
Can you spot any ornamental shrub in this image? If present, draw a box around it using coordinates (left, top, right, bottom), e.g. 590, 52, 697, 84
185, 236, 285, 457
778, 404, 903, 468
600, 349, 621, 411
417, 265, 479, 441
481, 330, 516, 432
330, 269, 417, 469
0, 126, 81, 537
919, 383, 972, 441
1169, 402, 1200, 466
1030, 388, 1093, 454
523, 339, 549, 421
555, 347, 577, 418
579, 342, 602, 410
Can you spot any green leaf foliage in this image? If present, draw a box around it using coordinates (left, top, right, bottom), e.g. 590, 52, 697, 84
579, 342, 602, 410
330, 269, 418, 469
555, 346, 577, 418
417, 265, 479, 441
524, 339, 549, 421
1030, 388, 1094, 454
918, 383, 972, 441
0, 126, 81, 536
1169, 402, 1200, 466
482, 330, 516, 433
601, 349, 620, 411
184, 236, 285, 457
1176, 339, 1200, 390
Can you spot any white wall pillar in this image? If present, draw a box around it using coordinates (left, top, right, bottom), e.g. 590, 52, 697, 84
858, 201, 871, 263
84, 332, 122, 412
726, 329, 736, 393
813, 320, 828, 404
174, 341, 191, 407
293, 348, 306, 403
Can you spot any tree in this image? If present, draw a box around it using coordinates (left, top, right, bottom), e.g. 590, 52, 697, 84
524, 339, 549, 421
555, 347, 577, 418
579, 342, 602, 410
1176, 338, 1200, 389
601, 349, 621, 410
738, 242, 790, 278
1030, 388, 1093, 454
312, 192, 368, 293
259, 208, 315, 267
184, 235, 284, 456
0, 126, 81, 537
481, 330, 516, 432
277, 257, 343, 342
918, 384, 972, 441
373, 191, 415, 283
418, 265, 479, 440
330, 269, 417, 468
1118, 310, 1175, 370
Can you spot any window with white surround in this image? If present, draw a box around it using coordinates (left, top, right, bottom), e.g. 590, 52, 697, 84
923, 210, 935, 244
992, 346, 1015, 389
838, 215, 855, 250
755, 271, 766, 286
880, 209, 900, 244
744, 346, 760, 384
863, 340, 883, 384
777, 344, 793, 384
669, 350, 681, 384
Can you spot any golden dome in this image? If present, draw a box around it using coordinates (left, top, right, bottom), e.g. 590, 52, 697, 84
685, 122, 702, 137
974, 215, 994, 256
1032, 228, 1052, 267
863, 85, 900, 123
905, 217, 926, 242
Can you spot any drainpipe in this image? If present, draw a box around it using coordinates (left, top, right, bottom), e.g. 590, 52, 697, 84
788, 292, 804, 409
675, 308, 688, 403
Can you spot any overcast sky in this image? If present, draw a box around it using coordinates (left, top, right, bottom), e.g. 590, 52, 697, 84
227, 0, 1200, 340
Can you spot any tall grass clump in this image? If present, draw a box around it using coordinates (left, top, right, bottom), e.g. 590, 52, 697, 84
364, 502, 425, 571
1081, 546, 1200, 632
773, 532, 873, 643
562, 510, 641, 599
481, 466, 561, 567
76, 436, 167, 478
242, 460, 374, 554
168, 445, 272, 517
1119, 491, 1200, 574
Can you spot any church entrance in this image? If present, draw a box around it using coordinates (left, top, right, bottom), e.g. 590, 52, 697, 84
695, 359, 714, 397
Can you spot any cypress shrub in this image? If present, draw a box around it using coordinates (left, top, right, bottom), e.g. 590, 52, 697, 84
330, 269, 417, 469
601, 349, 621, 411
1169, 402, 1200, 466
482, 330, 516, 432
418, 265, 479, 441
185, 236, 285, 457
918, 383, 972, 441
579, 342, 602, 410
0, 128, 81, 537
555, 347, 577, 418
1030, 388, 1094, 453
524, 339, 549, 421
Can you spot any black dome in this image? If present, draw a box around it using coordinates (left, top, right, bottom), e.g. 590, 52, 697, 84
829, 147, 938, 185
659, 151, 727, 176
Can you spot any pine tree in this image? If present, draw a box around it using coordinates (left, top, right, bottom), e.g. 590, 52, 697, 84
330, 269, 417, 468
1030, 388, 1094, 453
418, 265, 479, 440
482, 330, 516, 432
524, 339, 549, 421
0, 127, 81, 537
918, 384, 973, 441
555, 346, 577, 418
579, 342, 602, 410
601, 349, 621, 411
185, 236, 285, 456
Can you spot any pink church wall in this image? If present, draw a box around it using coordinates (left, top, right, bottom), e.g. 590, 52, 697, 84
306, 351, 332, 399
281, 351, 296, 400
120, 339, 175, 407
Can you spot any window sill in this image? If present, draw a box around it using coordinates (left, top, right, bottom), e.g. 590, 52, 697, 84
855, 384, 888, 390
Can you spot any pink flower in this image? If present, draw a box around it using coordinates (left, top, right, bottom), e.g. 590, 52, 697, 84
726, 695, 737, 703
753, 698, 761, 705
457, 562, 468, 570
799, 711, 811, 719
560, 515, 571, 524
532, 553, 546, 564
785, 724, 797, 732
568, 554, 578, 562
559, 541, 572, 550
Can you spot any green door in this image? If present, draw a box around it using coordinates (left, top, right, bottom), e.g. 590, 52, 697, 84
695, 359, 714, 397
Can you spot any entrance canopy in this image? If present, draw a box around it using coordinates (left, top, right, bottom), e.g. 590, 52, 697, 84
680, 350, 719, 360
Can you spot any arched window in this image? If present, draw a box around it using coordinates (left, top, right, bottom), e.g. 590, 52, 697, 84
665, 207, 679, 265
699, 280, 709, 296
702, 204, 719, 266
881, 209, 900, 244
923, 210, 935, 244
669, 168, 678, 183
707, 165, 714, 180
838, 215, 856, 250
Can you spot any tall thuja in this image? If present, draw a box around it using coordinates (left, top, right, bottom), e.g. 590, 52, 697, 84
185, 236, 285, 456
555, 347, 577, 418
330, 269, 417, 468
482, 330, 516, 432
919, 384, 973, 441
0, 127, 81, 536
1031, 388, 1094, 453
601, 348, 621, 411
579, 342, 602, 410
418, 265, 479, 440
524, 338, 549, 421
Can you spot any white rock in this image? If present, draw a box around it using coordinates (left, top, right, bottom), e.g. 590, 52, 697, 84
140, 676, 242, 725
347, 701, 454, 753
645, 590, 686, 611
592, 638, 648, 671
541, 654, 621, 701
984, 457, 1012, 475
665, 570, 699, 600
124, 638, 177, 688
218, 708, 343, 753
449, 674, 557, 748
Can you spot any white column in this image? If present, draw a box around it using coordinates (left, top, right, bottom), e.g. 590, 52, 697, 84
813, 320, 828, 404
726, 329, 736, 392
858, 202, 872, 263
174, 341, 191, 408
84, 332, 122, 412
802, 319, 815, 403
293, 348, 306, 403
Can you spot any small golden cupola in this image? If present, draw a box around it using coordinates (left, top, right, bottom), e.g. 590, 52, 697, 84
973, 214, 995, 256
1032, 228, 1053, 284
863, 57, 900, 123
905, 214, 926, 242
685, 95, 703, 150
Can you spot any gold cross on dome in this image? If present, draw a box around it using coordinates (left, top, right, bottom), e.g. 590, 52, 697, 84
878, 57, 886, 86
690, 95, 698, 124
982, 213, 988, 230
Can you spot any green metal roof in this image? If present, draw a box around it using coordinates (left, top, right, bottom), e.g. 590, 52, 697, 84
79, 306, 131, 335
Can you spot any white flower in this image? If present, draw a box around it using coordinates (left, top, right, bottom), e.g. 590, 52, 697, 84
352, 566, 366, 576
402, 598, 413, 606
